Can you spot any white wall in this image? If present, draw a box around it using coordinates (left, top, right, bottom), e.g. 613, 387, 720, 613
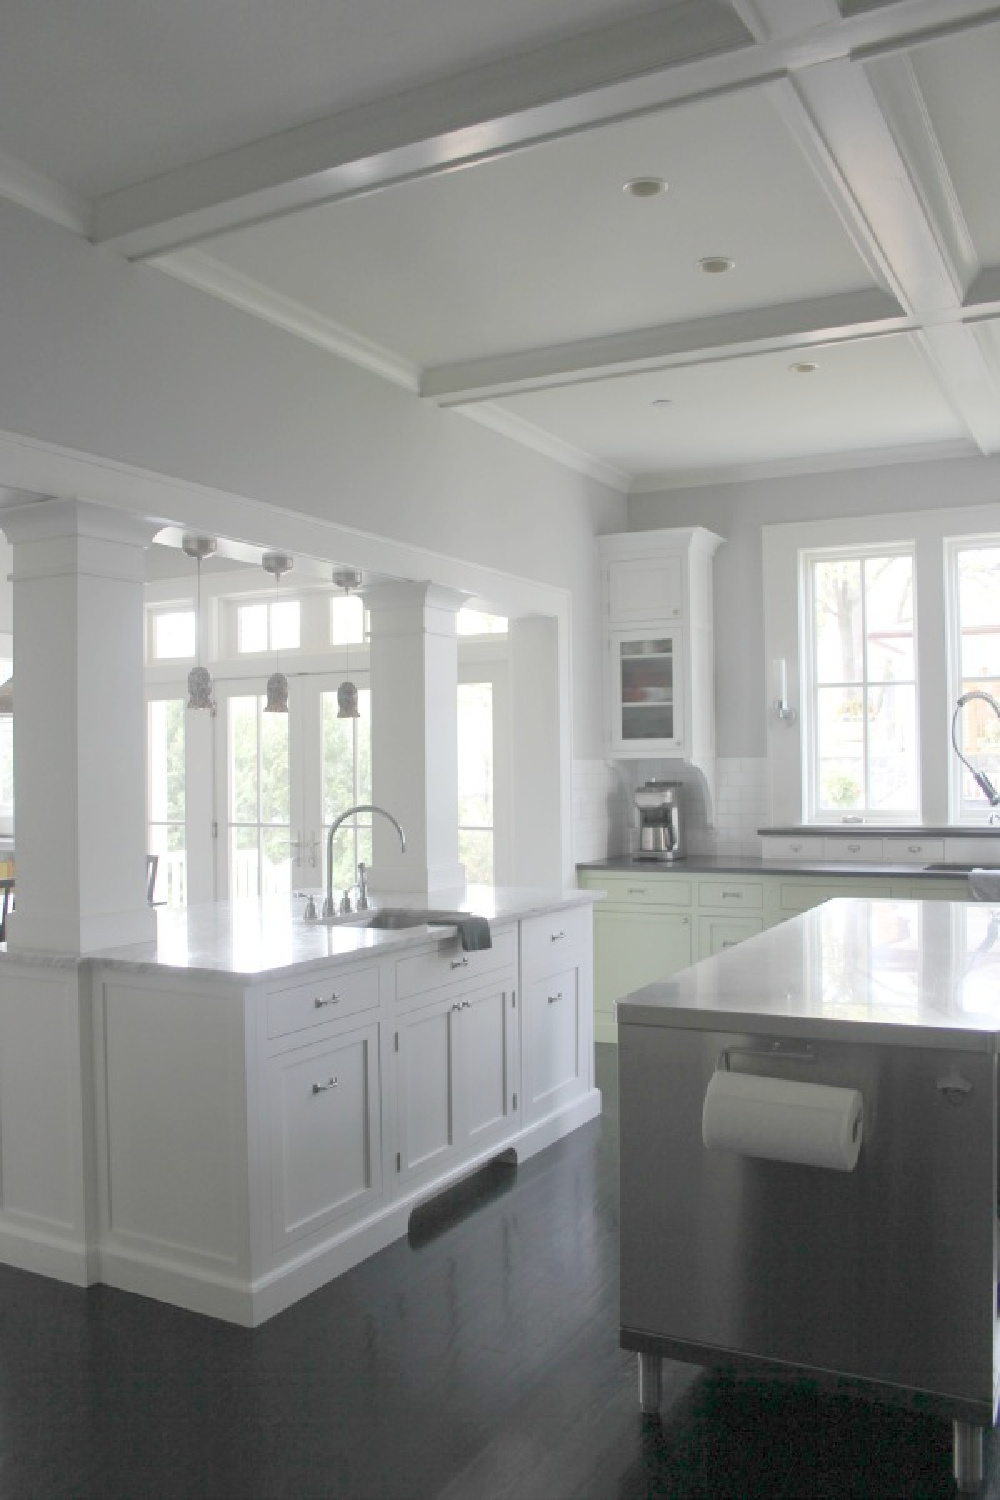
0, 198, 625, 759
628, 454, 1000, 760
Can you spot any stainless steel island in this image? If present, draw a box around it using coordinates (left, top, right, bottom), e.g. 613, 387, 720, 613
617, 897, 1000, 1493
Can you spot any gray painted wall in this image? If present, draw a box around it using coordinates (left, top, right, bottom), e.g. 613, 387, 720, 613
628, 454, 1000, 759
0, 198, 625, 757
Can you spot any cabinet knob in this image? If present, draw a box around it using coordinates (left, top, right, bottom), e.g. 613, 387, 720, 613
314, 992, 340, 1008
450, 955, 469, 970
311, 1077, 339, 1094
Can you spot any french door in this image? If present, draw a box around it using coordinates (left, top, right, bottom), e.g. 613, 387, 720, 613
215, 675, 371, 900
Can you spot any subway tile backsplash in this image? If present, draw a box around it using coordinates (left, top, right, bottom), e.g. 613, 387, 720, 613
572, 757, 770, 863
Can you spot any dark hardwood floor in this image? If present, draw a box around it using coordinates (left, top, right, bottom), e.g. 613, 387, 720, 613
0, 1045, 995, 1498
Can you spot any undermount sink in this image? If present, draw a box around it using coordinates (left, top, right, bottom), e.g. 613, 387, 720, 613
359, 908, 433, 930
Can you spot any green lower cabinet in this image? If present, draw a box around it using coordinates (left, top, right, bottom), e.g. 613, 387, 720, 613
592, 907, 692, 1044
582, 867, 973, 1046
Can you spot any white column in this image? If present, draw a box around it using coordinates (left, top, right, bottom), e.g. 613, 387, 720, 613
1, 499, 159, 953
365, 582, 466, 895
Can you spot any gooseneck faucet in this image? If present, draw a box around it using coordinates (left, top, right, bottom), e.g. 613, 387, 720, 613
951, 691, 1000, 821
322, 804, 407, 918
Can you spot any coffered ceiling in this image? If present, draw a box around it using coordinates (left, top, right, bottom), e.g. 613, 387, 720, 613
3, 0, 1000, 493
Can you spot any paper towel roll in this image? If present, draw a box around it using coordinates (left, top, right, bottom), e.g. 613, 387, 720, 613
702, 1070, 864, 1172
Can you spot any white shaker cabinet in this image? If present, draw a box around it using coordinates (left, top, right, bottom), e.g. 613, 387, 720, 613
600, 529, 722, 784
520, 905, 593, 1123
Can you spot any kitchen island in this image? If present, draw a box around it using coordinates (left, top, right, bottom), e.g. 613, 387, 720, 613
0, 886, 598, 1325
617, 897, 1000, 1493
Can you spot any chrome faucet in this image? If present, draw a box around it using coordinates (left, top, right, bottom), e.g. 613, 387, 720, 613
952, 691, 1000, 823
322, 805, 406, 918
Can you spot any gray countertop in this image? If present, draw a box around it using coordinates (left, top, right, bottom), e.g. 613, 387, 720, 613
576, 854, 974, 880
616, 897, 1000, 1051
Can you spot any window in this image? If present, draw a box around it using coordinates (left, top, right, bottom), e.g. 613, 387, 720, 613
321, 687, 372, 892
227, 693, 290, 896
329, 594, 366, 646
148, 698, 187, 906
803, 547, 918, 820
950, 542, 1000, 819
236, 599, 300, 653
457, 608, 507, 637
457, 682, 494, 883
150, 608, 195, 660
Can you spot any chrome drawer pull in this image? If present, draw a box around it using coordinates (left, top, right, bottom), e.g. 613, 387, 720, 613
451, 955, 469, 969
314, 992, 340, 1008
550, 930, 566, 941
721, 891, 741, 900
626, 888, 647, 895
547, 991, 563, 1005
312, 1076, 339, 1093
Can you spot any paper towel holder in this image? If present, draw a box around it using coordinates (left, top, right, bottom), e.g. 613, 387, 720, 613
718, 1042, 817, 1072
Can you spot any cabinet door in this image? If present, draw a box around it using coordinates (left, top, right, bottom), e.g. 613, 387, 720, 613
607, 554, 683, 624
268, 1021, 382, 1253
609, 628, 685, 755
697, 914, 763, 960
395, 995, 458, 1186
593, 908, 691, 1042
522, 965, 585, 1122
459, 982, 517, 1155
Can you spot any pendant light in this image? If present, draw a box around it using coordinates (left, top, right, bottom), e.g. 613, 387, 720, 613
262, 552, 293, 713
333, 568, 362, 719
182, 535, 217, 711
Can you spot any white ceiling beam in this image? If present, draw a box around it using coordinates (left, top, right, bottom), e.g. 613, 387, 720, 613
917, 324, 1000, 452
422, 290, 907, 405
89, 0, 1000, 261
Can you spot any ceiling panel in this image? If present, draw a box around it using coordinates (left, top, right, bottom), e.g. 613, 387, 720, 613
493, 333, 971, 478
0, 0, 742, 198
204, 84, 882, 369
907, 23, 1000, 270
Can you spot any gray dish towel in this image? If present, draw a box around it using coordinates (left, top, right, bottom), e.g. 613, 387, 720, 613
426, 912, 492, 951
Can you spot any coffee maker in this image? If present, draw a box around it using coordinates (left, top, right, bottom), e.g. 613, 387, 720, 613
635, 779, 683, 861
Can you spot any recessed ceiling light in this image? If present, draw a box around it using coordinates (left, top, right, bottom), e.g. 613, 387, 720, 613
698, 256, 735, 274
789, 361, 819, 374
623, 177, 666, 199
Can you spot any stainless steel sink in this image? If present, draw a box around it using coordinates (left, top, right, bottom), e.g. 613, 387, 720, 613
360, 908, 432, 929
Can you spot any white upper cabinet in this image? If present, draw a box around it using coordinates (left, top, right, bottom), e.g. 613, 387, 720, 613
600, 528, 722, 774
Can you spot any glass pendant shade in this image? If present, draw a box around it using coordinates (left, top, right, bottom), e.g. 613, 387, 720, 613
182, 535, 217, 711
333, 567, 362, 718
337, 679, 359, 719
266, 671, 290, 713
262, 551, 293, 713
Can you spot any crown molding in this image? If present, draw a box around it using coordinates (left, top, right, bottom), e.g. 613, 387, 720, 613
457, 404, 630, 492
150, 249, 420, 392
628, 437, 978, 493
0, 149, 90, 236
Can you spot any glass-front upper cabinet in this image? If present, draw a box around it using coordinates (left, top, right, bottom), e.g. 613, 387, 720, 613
609, 627, 684, 754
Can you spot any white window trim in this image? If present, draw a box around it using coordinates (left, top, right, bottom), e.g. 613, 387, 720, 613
799, 539, 919, 826
945, 533, 1000, 825
763, 501, 1000, 830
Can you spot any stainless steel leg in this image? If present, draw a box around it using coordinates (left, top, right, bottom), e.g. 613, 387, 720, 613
638, 1352, 662, 1415
953, 1420, 984, 1492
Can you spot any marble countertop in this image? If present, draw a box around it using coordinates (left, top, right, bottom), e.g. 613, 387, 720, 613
617, 897, 1000, 1051
74, 885, 596, 982
577, 854, 976, 879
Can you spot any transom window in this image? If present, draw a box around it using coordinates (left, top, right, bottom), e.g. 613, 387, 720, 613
803, 547, 918, 821
149, 608, 195, 660
236, 599, 300, 654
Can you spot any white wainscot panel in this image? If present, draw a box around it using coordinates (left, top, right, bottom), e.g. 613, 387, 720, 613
100, 980, 249, 1272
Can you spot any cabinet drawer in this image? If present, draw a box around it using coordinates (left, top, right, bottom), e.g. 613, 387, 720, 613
395, 925, 516, 1003
697, 878, 763, 911
521, 904, 591, 980
761, 835, 825, 861
883, 837, 945, 865
778, 879, 887, 913
822, 836, 885, 862
267, 961, 380, 1040
585, 871, 692, 908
